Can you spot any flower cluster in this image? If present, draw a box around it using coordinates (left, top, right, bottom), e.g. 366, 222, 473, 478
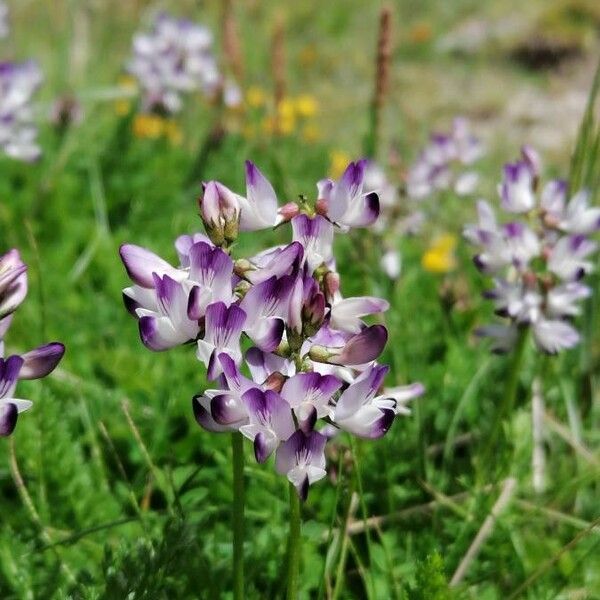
407, 117, 484, 200
0, 61, 43, 162
0, 249, 65, 436
127, 13, 239, 115
464, 146, 600, 354
120, 159, 423, 499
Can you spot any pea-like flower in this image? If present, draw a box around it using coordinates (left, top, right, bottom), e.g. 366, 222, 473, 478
120, 159, 423, 498
465, 146, 599, 354
407, 117, 484, 200
0, 248, 65, 437
127, 13, 221, 114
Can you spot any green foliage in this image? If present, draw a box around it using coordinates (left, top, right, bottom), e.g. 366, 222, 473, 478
403, 552, 456, 600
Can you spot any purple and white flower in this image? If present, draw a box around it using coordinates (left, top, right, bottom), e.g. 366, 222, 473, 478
333, 365, 393, 439
0, 61, 43, 161
196, 302, 246, 380
239, 275, 294, 351
127, 13, 221, 114
275, 430, 327, 500
291, 214, 334, 273
239, 388, 295, 463
120, 239, 236, 350
280, 372, 342, 428
466, 146, 599, 354
0, 246, 65, 437
0, 249, 27, 319
407, 118, 484, 200
499, 161, 536, 213
319, 160, 380, 228
121, 158, 421, 499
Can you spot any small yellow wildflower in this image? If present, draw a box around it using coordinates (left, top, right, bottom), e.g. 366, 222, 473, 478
277, 98, 296, 121
422, 234, 458, 273
246, 86, 267, 109
133, 114, 166, 139
294, 94, 318, 119
329, 150, 352, 179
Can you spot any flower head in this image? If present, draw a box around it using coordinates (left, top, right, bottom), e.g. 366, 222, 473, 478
465, 147, 599, 354
120, 160, 422, 499
407, 117, 484, 200
127, 13, 221, 114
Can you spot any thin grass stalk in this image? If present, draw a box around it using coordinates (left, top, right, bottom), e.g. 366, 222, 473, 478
332, 492, 359, 600
271, 14, 286, 136
318, 453, 344, 600
286, 481, 301, 600
231, 432, 245, 600
222, 0, 244, 84
364, 6, 392, 158
531, 376, 545, 494
449, 478, 517, 586
349, 438, 375, 597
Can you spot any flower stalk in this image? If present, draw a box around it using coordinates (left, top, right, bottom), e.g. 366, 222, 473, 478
232, 431, 245, 600
286, 481, 301, 600
365, 6, 392, 158
482, 327, 528, 468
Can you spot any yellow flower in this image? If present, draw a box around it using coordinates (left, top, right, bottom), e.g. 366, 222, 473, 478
329, 150, 352, 179
133, 114, 166, 139
294, 94, 318, 119
422, 234, 458, 273
278, 114, 296, 136
277, 98, 296, 121
246, 86, 267, 109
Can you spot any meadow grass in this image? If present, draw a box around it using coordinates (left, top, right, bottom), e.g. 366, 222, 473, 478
1, 0, 600, 598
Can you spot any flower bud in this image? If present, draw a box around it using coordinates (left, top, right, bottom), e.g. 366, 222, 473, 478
279, 202, 300, 222
315, 198, 328, 216
323, 271, 340, 300
308, 344, 332, 363
302, 289, 325, 336
264, 371, 286, 392
199, 181, 241, 246
234, 259, 253, 278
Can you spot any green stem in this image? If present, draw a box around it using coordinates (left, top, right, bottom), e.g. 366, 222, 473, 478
350, 438, 375, 598
231, 432, 245, 600
287, 482, 302, 600
483, 328, 529, 466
